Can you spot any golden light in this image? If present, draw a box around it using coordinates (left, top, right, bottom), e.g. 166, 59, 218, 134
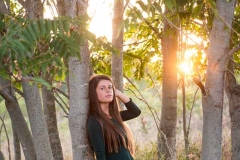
43, 0, 113, 42
185, 49, 197, 59
151, 55, 161, 63
179, 61, 192, 75
88, 0, 113, 41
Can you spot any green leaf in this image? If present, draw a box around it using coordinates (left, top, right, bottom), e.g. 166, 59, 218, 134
38, 19, 46, 36
163, 0, 175, 10
0, 45, 7, 60
46, 19, 52, 33
55, 40, 65, 54
0, 14, 5, 32
134, 9, 144, 19
12, 40, 26, 57
63, 20, 70, 32
192, 4, 203, 18
31, 77, 52, 89
85, 30, 96, 43
58, 20, 65, 34
26, 24, 37, 42
52, 20, 57, 34
54, 56, 63, 67
31, 21, 40, 39
137, 1, 147, 12
22, 27, 34, 42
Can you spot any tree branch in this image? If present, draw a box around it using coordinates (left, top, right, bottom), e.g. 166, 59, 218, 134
54, 96, 68, 117
0, 84, 12, 101
54, 90, 69, 110
53, 87, 69, 99
13, 87, 24, 97
193, 77, 206, 95
124, 75, 174, 158
228, 43, 240, 57
0, 115, 11, 160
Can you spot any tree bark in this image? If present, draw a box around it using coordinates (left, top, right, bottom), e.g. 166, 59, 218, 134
64, 0, 76, 18
21, 0, 42, 18
22, 78, 53, 160
111, 0, 124, 93
226, 59, 240, 160
42, 74, 64, 160
56, 0, 66, 16
158, 9, 178, 160
0, 151, 4, 160
68, 45, 93, 160
0, 77, 37, 160
201, 0, 236, 159
65, 0, 94, 159
12, 125, 21, 160
0, 0, 10, 14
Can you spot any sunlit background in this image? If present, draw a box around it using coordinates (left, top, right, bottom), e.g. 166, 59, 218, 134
43, 0, 206, 76
44, 0, 113, 40
88, 0, 113, 40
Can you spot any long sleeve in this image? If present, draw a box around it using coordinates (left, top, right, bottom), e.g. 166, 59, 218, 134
87, 116, 106, 160
120, 99, 141, 121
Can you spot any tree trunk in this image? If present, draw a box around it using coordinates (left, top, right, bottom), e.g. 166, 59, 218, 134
56, 0, 66, 16
65, 0, 94, 159
0, 151, 4, 160
22, 78, 53, 160
0, 0, 10, 14
64, 0, 76, 17
42, 74, 63, 160
158, 9, 178, 160
24, 0, 43, 18
226, 59, 240, 160
0, 77, 37, 160
111, 0, 124, 93
68, 46, 93, 160
12, 125, 21, 160
201, 0, 236, 159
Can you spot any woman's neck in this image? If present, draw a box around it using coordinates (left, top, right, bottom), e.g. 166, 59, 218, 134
100, 103, 110, 116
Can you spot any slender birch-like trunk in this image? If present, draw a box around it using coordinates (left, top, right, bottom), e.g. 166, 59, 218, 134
112, 0, 124, 93
201, 0, 236, 159
0, 77, 37, 160
22, 79, 53, 160
158, 8, 178, 160
64, 0, 94, 159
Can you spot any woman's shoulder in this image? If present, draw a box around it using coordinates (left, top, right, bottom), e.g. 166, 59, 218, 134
87, 115, 102, 126
87, 115, 103, 133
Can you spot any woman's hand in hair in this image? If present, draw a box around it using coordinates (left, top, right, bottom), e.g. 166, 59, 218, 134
115, 89, 130, 103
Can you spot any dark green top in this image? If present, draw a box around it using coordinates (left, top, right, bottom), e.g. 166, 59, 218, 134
87, 99, 141, 160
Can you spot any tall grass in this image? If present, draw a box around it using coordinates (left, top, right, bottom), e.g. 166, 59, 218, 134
133, 138, 231, 160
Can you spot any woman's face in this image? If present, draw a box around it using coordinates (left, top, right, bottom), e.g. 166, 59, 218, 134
96, 80, 114, 103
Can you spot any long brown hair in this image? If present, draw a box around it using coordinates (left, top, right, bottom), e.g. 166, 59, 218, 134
88, 74, 134, 155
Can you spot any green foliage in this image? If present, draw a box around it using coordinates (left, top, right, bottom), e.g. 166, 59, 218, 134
163, 0, 176, 10
124, 2, 163, 80
0, 14, 97, 87
123, 0, 211, 82
231, 4, 240, 74
89, 36, 115, 76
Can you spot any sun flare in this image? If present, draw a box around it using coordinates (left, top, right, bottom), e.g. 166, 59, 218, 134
178, 61, 193, 75
88, 0, 113, 41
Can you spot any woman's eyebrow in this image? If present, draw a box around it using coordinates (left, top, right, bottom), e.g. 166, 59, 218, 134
98, 84, 112, 88
98, 84, 112, 87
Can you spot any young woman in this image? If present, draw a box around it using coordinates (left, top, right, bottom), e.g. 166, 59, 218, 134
87, 74, 141, 160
